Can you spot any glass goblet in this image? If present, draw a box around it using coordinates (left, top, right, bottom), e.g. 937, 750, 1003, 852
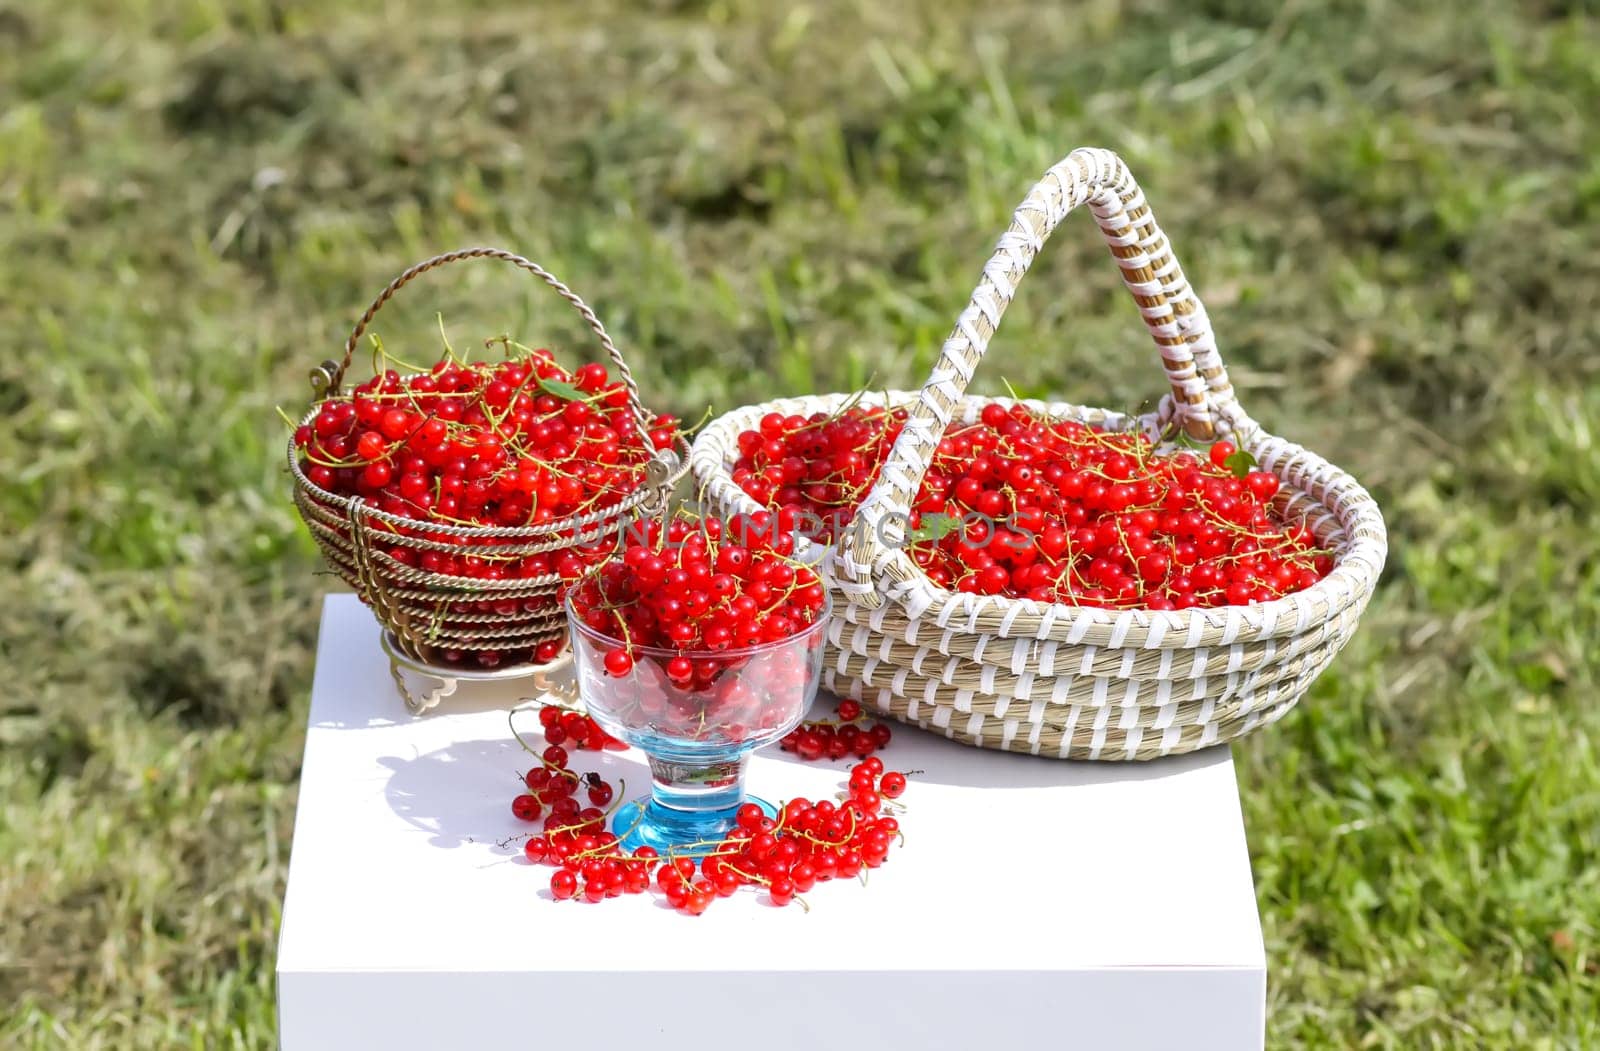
565, 597, 830, 854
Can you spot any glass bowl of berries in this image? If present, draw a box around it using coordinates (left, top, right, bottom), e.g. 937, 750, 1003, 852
564, 513, 830, 854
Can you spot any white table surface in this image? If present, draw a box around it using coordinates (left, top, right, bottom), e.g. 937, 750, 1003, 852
277, 594, 1265, 1049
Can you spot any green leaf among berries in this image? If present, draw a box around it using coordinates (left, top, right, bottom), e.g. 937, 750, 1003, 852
1223, 447, 1257, 478
909, 511, 963, 543
537, 374, 589, 401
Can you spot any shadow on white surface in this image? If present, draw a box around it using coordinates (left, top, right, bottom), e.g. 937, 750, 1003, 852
378, 736, 650, 852
314, 680, 557, 730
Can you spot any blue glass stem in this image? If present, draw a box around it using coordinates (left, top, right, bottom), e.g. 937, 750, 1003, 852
648, 753, 748, 814
611, 753, 776, 855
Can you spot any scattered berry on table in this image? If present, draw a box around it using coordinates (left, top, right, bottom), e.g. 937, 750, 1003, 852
780, 698, 893, 763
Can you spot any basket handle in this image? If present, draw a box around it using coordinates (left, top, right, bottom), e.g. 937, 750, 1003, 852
315, 247, 654, 436
836, 147, 1248, 608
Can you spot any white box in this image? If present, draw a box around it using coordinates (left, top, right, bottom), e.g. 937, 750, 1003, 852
277, 595, 1265, 1049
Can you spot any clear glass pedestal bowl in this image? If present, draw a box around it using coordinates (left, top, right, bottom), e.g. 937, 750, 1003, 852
565, 597, 830, 854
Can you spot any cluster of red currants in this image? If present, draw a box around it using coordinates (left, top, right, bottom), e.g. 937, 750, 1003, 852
779, 698, 893, 761
731, 402, 1333, 610
293, 346, 679, 666
511, 711, 908, 914
570, 513, 827, 656
297, 348, 676, 525
731, 403, 908, 530
657, 763, 905, 915
509, 708, 629, 834
567, 513, 831, 745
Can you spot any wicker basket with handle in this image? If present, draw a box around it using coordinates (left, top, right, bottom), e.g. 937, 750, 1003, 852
290, 247, 684, 668
695, 148, 1386, 759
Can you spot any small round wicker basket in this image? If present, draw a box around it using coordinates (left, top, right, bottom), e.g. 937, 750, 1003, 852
692, 148, 1386, 760
290, 247, 684, 669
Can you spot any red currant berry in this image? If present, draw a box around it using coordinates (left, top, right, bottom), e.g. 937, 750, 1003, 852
603, 649, 634, 676
550, 871, 578, 900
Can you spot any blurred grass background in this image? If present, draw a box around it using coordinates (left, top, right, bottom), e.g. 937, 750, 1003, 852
2, 0, 1598, 1046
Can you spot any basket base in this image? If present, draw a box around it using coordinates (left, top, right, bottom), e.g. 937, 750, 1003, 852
380, 633, 578, 715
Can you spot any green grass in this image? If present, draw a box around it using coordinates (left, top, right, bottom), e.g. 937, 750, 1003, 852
2, 0, 1598, 1046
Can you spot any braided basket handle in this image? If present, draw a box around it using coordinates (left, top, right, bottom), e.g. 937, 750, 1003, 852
318, 247, 654, 436
837, 148, 1249, 608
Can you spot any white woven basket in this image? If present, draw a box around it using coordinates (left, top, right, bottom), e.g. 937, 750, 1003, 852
694, 148, 1386, 760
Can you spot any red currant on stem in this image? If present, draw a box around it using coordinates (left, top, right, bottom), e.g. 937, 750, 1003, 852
550, 871, 578, 900
604, 648, 633, 676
